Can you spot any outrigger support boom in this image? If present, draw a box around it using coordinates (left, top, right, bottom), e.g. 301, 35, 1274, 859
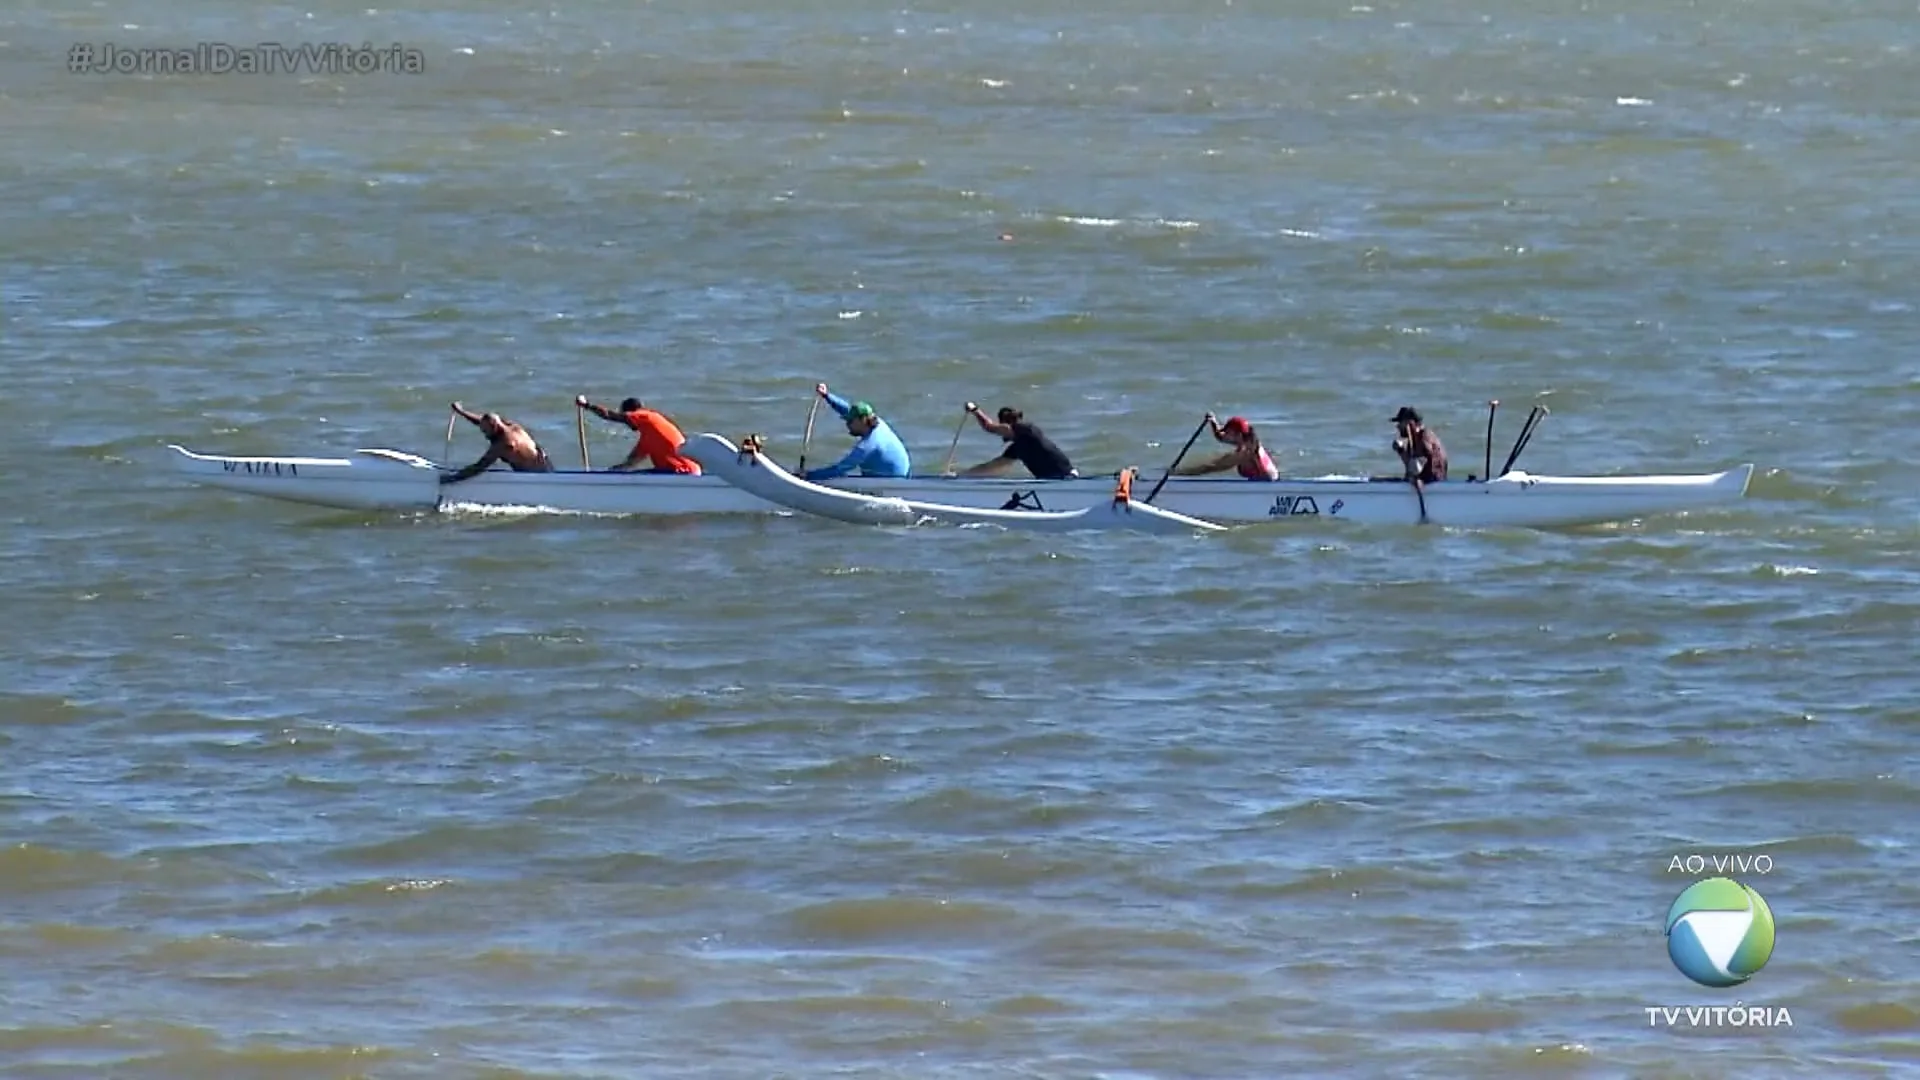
1498, 405, 1549, 477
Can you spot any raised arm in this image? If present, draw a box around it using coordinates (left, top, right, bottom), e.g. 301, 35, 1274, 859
575, 396, 623, 424
815, 384, 855, 420
450, 401, 484, 426
967, 403, 1012, 438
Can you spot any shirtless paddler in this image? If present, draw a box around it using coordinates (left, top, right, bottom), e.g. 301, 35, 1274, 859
442, 402, 554, 483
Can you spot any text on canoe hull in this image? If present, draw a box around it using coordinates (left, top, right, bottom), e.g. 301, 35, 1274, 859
222, 461, 299, 476
1271, 496, 1343, 517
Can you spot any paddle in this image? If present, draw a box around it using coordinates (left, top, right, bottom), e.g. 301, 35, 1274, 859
442, 407, 457, 467
1412, 475, 1429, 525
1144, 414, 1211, 504
941, 404, 972, 476
796, 393, 822, 474
575, 401, 591, 471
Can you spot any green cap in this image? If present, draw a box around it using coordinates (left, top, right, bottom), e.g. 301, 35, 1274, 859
847, 401, 875, 420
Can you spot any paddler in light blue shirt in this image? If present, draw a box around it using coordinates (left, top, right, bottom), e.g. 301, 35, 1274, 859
803, 382, 912, 481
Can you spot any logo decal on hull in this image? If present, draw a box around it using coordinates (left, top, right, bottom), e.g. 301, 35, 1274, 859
1268, 495, 1319, 518
1001, 490, 1045, 512
1329, 499, 1344, 515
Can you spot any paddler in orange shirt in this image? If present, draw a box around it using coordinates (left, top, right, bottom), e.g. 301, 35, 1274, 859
574, 394, 702, 474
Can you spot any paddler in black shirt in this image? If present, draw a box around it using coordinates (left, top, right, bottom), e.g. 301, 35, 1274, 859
955, 404, 1077, 480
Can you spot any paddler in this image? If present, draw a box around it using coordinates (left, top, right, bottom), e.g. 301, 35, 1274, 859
1392, 406, 1448, 482
954, 403, 1076, 479
803, 382, 912, 480
574, 394, 701, 474
442, 402, 553, 483
1171, 413, 1279, 480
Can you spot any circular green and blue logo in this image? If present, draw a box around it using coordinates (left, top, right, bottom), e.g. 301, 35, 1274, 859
1665, 877, 1775, 988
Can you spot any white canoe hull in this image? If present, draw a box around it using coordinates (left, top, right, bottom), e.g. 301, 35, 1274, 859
680, 434, 1226, 534
166, 443, 1755, 529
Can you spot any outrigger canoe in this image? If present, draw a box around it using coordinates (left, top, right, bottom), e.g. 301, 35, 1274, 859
166, 441, 1754, 529
680, 433, 1226, 534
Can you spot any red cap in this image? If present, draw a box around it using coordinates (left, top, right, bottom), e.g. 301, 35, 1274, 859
1221, 416, 1251, 435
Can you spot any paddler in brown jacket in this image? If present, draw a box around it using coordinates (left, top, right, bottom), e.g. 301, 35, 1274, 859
1392, 406, 1448, 483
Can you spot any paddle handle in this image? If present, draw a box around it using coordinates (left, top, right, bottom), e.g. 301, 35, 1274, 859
443, 408, 457, 466
797, 393, 822, 473
1482, 399, 1498, 482
1145, 413, 1211, 504
941, 405, 971, 475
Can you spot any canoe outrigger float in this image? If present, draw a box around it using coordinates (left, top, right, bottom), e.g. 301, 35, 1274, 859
681, 433, 1227, 534
166, 402, 1755, 529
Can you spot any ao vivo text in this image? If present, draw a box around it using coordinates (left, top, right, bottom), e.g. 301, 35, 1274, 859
1667, 854, 1774, 875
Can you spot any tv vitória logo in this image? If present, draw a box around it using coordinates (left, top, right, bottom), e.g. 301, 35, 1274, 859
1665, 877, 1775, 988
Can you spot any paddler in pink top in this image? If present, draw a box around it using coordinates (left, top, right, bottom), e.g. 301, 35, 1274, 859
1172, 413, 1280, 480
